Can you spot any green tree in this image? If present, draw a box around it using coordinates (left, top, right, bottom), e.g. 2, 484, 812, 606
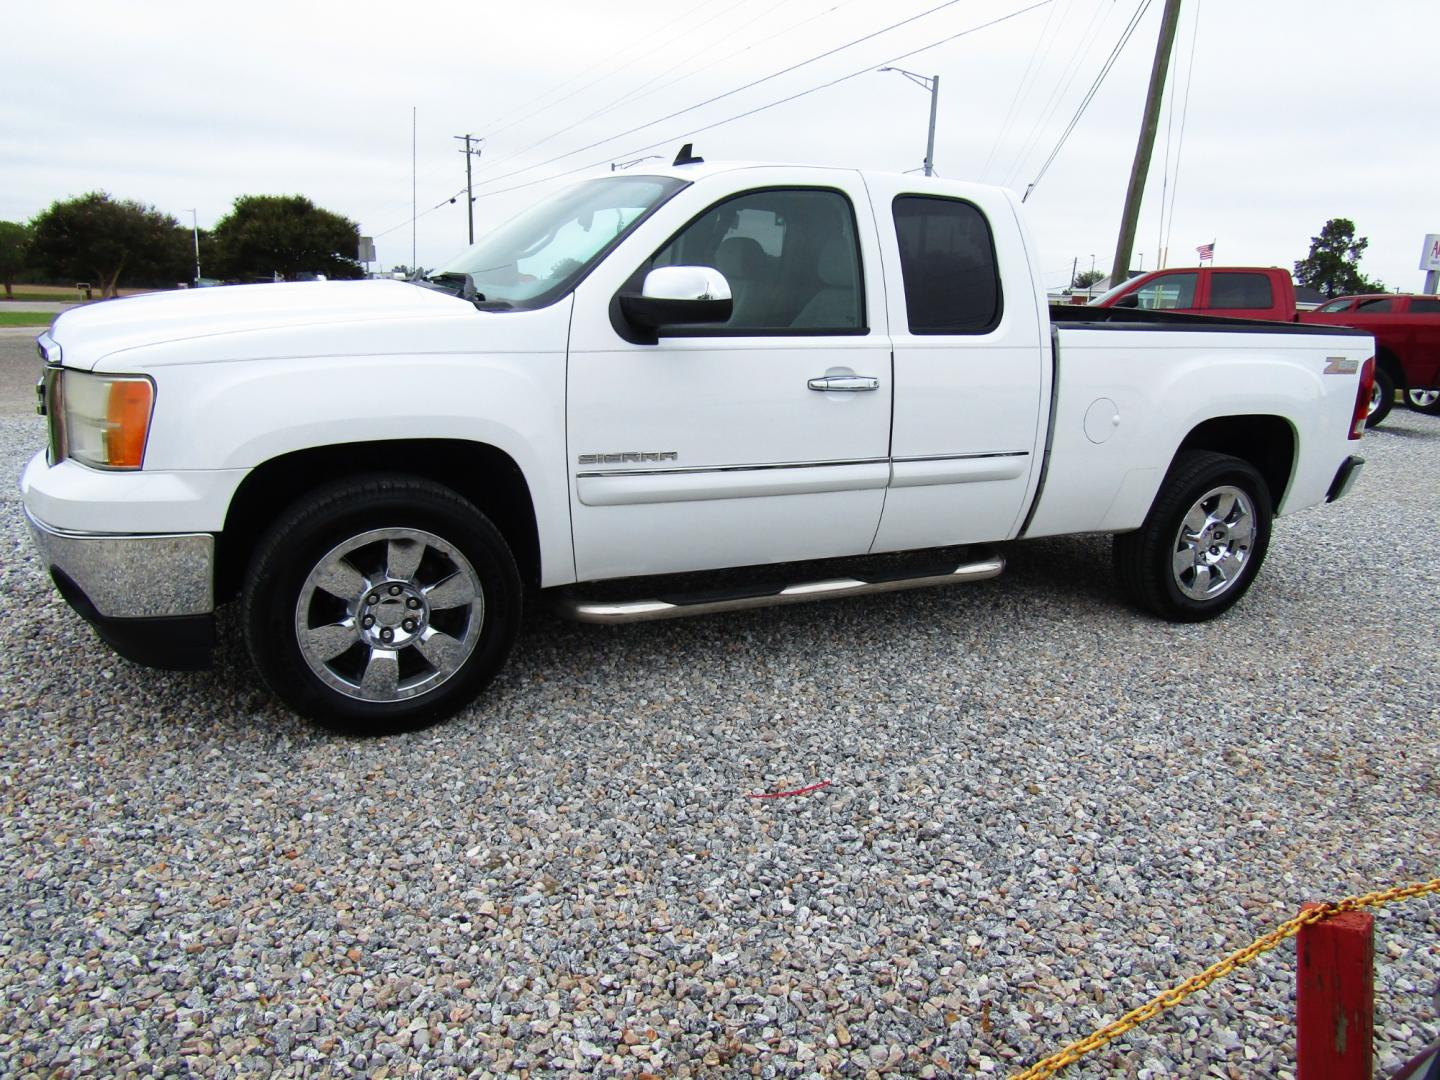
1072, 269, 1105, 290
27, 193, 191, 298
209, 195, 363, 282
1294, 218, 1387, 299
0, 221, 32, 299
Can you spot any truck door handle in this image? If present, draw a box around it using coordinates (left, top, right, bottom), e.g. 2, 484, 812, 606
808, 375, 880, 392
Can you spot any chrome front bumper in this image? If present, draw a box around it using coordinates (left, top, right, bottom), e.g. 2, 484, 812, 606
24, 508, 215, 618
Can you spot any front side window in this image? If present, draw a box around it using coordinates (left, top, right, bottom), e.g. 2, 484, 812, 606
1208, 272, 1274, 309
649, 187, 864, 333
892, 196, 1001, 334
433, 175, 685, 308
1133, 272, 1197, 310
1316, 299, 1355, 313
1356, 298, 1395, 312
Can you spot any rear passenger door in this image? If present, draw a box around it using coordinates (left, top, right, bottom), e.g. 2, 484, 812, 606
1405, 298, 1440, 386
864, 179, 1047, 552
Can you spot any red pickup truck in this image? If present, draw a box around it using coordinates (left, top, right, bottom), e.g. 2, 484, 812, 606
1297, 294, 1440, 424
1090, 266, 1295, 321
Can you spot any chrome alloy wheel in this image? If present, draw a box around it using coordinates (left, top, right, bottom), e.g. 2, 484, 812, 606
1171, 485, 1256, 601
294, 528, 485, 702
1369, 380, 1386, 415
1407, 388, 1440, 409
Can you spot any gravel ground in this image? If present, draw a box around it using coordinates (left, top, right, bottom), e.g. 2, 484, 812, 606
1, 340, 1436, 1077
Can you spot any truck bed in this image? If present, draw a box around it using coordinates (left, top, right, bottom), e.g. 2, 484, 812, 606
1049, 304, 1370, 336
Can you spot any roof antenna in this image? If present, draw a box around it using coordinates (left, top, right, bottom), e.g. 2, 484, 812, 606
673, 142, 704, 167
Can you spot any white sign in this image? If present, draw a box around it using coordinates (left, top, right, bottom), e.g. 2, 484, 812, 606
358, 236, 376, 264
1421, 233, 1440, 272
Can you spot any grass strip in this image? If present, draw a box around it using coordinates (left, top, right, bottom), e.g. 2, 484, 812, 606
0, 312, 53, 327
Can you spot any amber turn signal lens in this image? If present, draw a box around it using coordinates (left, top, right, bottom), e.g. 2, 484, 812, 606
106, 379, 154, 467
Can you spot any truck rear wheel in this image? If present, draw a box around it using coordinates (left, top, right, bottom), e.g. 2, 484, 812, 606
241, 475, 521, 734
1113, 451, 1272, 622
1365, 366, 1394, 427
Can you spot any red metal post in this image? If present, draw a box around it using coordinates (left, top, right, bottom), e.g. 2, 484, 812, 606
1296, 903, 1374, 1080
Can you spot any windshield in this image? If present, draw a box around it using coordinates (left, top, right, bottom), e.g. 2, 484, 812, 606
433, 175, 686, 307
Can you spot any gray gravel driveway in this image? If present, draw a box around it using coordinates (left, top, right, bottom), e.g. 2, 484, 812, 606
1, 333, 1436, 1077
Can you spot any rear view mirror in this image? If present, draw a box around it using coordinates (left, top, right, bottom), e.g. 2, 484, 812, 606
620, 266, 733, 329
1115, 294, 1140, 309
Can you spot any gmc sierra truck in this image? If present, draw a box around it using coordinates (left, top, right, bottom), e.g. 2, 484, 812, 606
22, 158, 1374, 732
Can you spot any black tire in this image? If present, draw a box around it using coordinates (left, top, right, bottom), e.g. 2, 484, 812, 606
241, 474, 521, 734
1405, 387, 1440, 415
1365, 366, 1394, 427
1113, 451, 1273, 622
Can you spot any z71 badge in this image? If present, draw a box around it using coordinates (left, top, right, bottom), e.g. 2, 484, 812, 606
577, 451, 679, 466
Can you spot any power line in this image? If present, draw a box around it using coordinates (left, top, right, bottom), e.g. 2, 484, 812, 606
468, 2, 732, 146
463, 0, 984, 197
978, 0, 1066, 183
467, 0, 1057, 205
999, 0, 1117, 189
588, 0, 828, 122
391, 0, 845, 220
471, 0, 788, 181
373, 0, 1055, 242
1021, 0, 1154, 202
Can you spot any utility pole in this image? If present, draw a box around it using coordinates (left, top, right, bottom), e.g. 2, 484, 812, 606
1110, 0, 1183, 289
923, 75, 939, 177
411, 106, 417, 271
453, 134, 485, 244
880, 68, 940, 177
183, 208, 201, 285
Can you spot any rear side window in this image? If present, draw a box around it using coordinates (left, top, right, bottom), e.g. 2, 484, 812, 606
1356, 298, 1394, 312
1407, 298, 1440, 313
1208, 272, 1274, 310
1133, 272, 1197, 309
892, 196, 1001, 334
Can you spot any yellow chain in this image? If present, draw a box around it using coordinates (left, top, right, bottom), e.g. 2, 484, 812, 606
1010, 877, 1440, 1080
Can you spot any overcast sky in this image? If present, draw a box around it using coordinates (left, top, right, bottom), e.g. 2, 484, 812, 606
4, 0, 1436, 291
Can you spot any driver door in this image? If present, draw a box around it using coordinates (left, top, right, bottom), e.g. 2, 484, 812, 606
565, 178, 893, 582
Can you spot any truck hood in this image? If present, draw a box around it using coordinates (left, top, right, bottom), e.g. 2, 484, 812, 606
49, 280, 474, 368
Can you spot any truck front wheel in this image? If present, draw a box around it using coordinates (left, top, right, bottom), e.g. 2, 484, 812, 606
240, 475, 521, 734
1113, 451, 1273, 622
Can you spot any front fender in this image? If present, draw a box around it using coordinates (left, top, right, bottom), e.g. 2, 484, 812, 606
131, 302, 575, 586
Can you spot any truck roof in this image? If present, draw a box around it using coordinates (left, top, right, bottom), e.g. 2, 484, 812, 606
619, 158, 1013, 197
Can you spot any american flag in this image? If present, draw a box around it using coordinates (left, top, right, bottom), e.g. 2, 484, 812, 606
1196, 242, 1215, 262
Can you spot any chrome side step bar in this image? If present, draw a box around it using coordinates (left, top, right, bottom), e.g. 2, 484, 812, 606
553, 552, 1005, 625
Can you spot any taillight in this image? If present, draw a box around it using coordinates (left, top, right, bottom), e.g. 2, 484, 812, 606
1350, 356, 1375, 440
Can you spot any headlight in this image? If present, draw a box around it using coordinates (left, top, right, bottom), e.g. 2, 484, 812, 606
51, 371, 156, 469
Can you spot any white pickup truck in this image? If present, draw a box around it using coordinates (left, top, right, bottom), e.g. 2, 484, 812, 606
23, 157, 1373, 732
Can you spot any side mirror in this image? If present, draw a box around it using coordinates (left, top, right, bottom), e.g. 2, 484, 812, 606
619, 266, 733, 329
1114, 293, 1140, 309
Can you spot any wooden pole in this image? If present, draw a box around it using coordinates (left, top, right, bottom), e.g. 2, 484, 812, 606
1110, 0, 1183, 288
1296, 904, 1373, 1080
